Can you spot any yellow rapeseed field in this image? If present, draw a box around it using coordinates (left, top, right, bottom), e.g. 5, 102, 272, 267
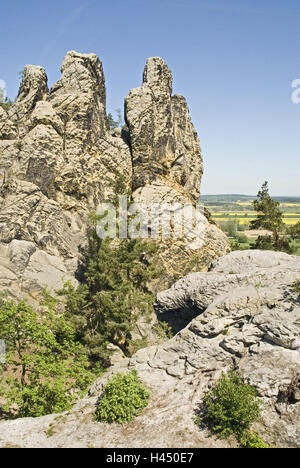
211, 214, 300, 225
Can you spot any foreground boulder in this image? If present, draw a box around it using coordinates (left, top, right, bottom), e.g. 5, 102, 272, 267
0, 250, 299, 448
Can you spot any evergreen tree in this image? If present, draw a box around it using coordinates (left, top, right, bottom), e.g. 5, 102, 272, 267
251, 181, 292, 253
251, 181, 284, 234
288, 221, 300, 240
60, 173, 162, 366
0, 88, 14, 111
107, 113, 118, 129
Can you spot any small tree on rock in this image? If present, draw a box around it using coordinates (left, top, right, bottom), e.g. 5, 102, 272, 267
251, 181, 292, 253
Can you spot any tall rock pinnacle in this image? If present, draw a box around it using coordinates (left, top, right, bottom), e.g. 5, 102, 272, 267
125, 56, 203, 202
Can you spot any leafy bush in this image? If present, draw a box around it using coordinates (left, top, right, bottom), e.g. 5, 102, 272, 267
252, 234, 294, 254
152, 321, 173, 340
239, 431, 269, 448
237, 233, 248, 244
292, 281, 300, 294
203, 369, 261, 439
95, 370, 150, 423
0, 293, 95, 418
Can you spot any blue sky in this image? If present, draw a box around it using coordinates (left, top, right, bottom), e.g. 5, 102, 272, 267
0, 0, 299, 195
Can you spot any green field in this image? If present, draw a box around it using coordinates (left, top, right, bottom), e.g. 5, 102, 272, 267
201, 195, 300, 227
211, 213, 300, 226
201, 194, 300, 256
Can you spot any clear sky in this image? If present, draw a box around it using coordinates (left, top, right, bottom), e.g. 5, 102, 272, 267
1, 0, 299, 195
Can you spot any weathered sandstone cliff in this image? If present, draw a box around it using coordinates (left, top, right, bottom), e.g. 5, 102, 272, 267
0, 51, 228, 304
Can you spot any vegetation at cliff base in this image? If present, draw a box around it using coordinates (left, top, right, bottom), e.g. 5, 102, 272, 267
0, 292, 95, 418
60, 235, 160, 366
95, 370, 150, 424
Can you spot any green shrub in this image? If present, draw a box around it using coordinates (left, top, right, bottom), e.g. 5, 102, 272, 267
203, 369, 261, 439
152, 320, 173, 340
0, 294, 95, 418
239, 431, 269, 448
128, 337, 149, 355
237, 234, 248, 244
95, 370, 150, 424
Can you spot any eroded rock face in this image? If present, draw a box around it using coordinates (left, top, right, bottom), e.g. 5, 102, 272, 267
50, 51, 107, 153
0, 51, 133, 300
125, 57, 203, 202
9, 65, 49, 136
0, 51, 228, 300
0, 250, 299, 448
126, 57, 228, 287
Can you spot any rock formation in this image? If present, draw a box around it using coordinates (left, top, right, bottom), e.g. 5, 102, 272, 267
0, 50, 228, 305
125, 57, 202, 201
0, 51, 298, 448
0, 250, 299, 448
125, 57, 229, 284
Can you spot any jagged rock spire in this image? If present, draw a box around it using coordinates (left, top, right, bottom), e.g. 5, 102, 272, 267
125, 56, 203, 202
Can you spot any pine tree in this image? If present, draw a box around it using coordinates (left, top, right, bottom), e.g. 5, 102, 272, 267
107, 113, 118, 129
251, 181, 291, 252
60, 173, 162, 366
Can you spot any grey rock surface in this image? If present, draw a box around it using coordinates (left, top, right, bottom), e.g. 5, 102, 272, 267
0, 250, 299, 448
125, 57, 203, 202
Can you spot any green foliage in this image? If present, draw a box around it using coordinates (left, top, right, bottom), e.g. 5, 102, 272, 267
251, 181, 284, 233
292, 281, 300, 294
107, 113, 118, 129
116, 108, 124, 127
252, 234, 294, 254
60, 235, 160, 365
288, 221, 300, 240
229, 238, 241, 251
60, 172, 162, 366
0, 87, 14, 111
0, 98, 14, 111
152, 321, 173, 340
0, 295, 95, 418
202, 370, 261, 439
95, 370, 150, 423
236, 233, 248, 244
220, 220, 238, 237
14, 140, 22, 151
250, 181, 295, 253
128, 337, 149, 355
239, 431, 270, 448
107, 109, 124, 129
18, 70, 24, 81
